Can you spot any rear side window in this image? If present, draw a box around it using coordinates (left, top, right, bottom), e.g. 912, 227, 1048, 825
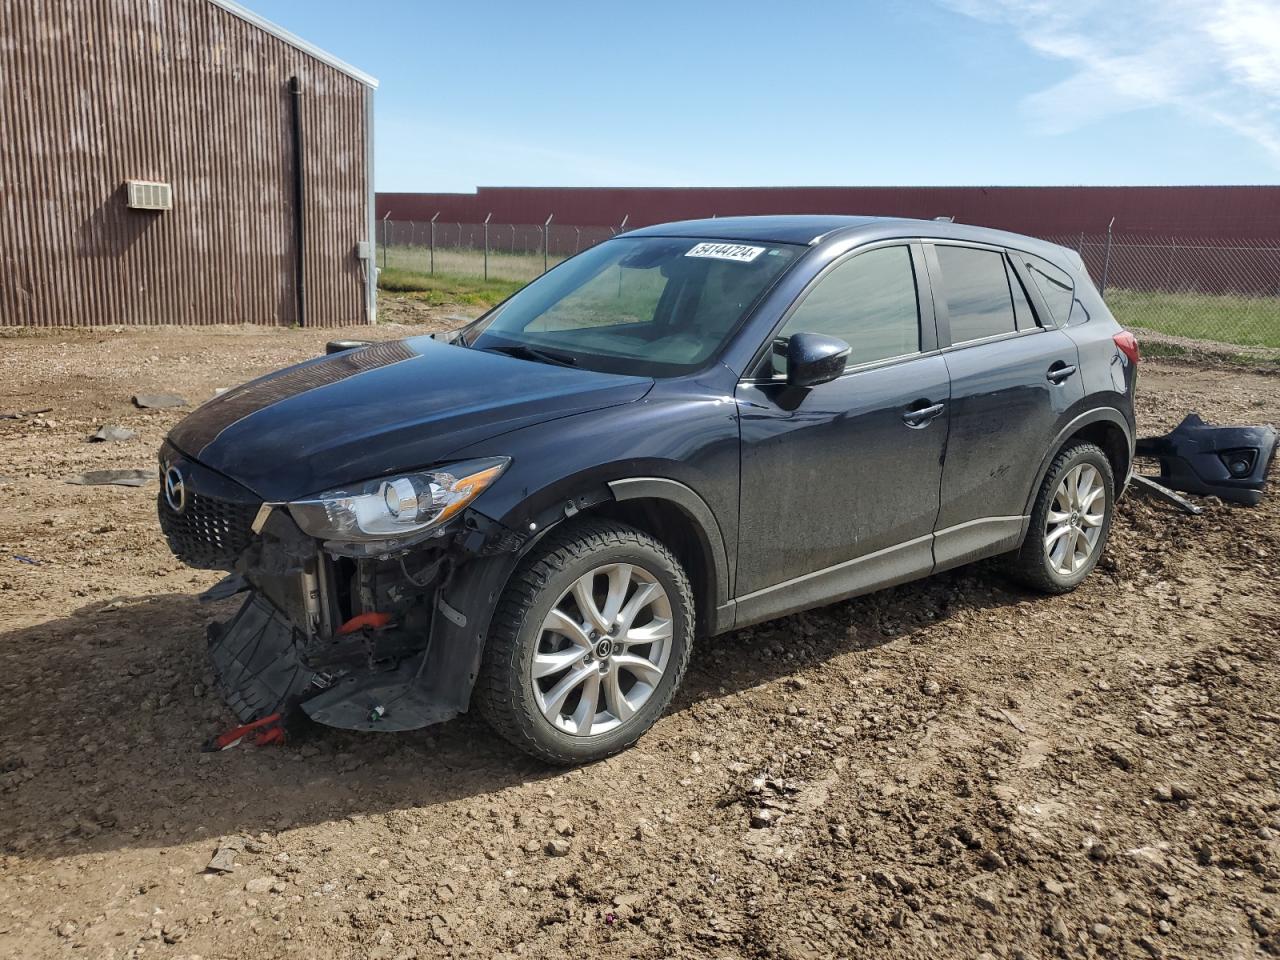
776, 245, 920, 370
1025, 255, 1075, 324
934, 245, 1016, 344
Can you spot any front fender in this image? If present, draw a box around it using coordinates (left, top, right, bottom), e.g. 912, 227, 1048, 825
431, 473, 734, 717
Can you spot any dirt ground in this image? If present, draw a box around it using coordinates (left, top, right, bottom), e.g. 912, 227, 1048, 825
1, 316, 1278, 960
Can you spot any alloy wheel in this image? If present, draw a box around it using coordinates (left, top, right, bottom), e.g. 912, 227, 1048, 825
1043, 462, 1107, 576
532, 562, 674, 736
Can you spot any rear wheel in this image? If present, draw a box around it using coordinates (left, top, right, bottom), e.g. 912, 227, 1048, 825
476, 519, 693, 765
1008, 441, 1115, 594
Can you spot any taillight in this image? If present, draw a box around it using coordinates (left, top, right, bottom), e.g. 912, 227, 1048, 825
1113, 331, 1139, 364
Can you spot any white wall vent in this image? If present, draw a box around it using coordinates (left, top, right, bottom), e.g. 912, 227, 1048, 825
126, 180, 173, 211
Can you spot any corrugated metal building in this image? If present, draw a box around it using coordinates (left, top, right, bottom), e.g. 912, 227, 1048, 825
1, 0, 377, 327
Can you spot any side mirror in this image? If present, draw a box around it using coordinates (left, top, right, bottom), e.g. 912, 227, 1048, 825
786, 332, 850, 387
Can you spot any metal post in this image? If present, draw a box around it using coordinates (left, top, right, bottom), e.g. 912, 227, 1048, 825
381, 213, 390, 271
543, 214, 554, 274
1100, 217, 1116, 297
288, 77, 307, 327
574, 227, 581, 253
430, 212, 439, 274
483, 213, 492, 281
618, 214, 629, 234
1165, 239, 1178, 291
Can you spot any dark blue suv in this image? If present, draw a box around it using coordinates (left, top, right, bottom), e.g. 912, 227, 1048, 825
159, 216, 1138, 763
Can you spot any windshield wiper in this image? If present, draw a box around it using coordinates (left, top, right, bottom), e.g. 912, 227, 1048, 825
479, 343, 578, 368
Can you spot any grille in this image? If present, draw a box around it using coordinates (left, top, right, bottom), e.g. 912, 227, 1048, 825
158, 489, 259, 570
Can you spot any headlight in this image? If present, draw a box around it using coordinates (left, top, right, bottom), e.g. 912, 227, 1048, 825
288, 457, 509, 545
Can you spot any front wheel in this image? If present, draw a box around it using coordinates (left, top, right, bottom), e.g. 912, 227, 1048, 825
1007, 441, 1115, 594
475, 519, 694, 765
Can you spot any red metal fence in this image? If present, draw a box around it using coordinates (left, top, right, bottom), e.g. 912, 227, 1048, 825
377, 185, 1280, 239
378, 219, 1280, 349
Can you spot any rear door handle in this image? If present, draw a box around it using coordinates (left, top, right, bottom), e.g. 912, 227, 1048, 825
1047, 363, 1077, 384
903, 401, 945, 427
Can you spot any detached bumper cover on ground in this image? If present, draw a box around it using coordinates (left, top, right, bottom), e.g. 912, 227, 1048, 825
1136, 413, 1277, 506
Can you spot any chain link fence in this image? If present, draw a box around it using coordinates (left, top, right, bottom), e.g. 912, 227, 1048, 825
377, 219, 1280, 352
377, 219, 618, 283
1041, 232, 1280, 350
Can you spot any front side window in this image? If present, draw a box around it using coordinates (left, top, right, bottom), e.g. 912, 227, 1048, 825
935, 245, 1017, 344
465, 236, 802, 376
773, 245, 921, 373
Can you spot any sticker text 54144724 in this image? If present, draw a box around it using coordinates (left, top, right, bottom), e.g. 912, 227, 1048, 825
684, 242, 765, 263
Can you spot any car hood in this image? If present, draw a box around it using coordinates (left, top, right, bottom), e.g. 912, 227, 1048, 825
167, 337, 653, 501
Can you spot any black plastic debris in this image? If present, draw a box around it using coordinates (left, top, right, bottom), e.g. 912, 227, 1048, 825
207, 595, 319, 724
1135, 413, 1277, 506
66, 468, 153, 487
89, 424, 137, 442
132, 392, 188, 409
13, 555, 41, 565
0, 407, 52, 420
1129, 475, 1203, 515
198, 573, 249, 603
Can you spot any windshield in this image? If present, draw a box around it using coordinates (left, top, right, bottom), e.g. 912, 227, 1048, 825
464, 236, 803, 376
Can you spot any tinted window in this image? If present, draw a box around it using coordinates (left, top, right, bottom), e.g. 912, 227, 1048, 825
935, 245, 1016, 343
1008, 261, 1038, 331
1025, 254, 1075, 324
776, 246, 920, 371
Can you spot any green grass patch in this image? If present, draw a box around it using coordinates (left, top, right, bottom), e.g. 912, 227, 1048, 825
1107, 288, 1280, 348
1136, 341, 1191, 360
1140, 336, 1280, 370
380, 246, 566, 283
378, 268, 522, 307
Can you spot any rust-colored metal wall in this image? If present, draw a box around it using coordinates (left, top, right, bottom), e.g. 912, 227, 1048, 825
378, 185, 1280, 238
1, 0, 374, 327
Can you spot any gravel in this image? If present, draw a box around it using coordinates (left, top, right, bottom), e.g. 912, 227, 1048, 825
0, 322, 1277, 959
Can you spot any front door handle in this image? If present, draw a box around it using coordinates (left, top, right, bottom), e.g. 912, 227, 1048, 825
1047, 362, 1077, 384
903, 400, 945, 427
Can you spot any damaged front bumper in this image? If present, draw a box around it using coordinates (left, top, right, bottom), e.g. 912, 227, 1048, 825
160, 445, 530, 733
202, 514, 526, 732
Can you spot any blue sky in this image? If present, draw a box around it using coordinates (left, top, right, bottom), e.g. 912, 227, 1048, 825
247, 0, 1280, 192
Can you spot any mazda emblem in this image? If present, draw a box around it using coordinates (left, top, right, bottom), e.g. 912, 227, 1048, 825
163, 466, 187, 513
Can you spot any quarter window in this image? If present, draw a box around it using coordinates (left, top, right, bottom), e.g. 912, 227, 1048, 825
935, 245, 1017, 344
1025, 255, 1076, 324
775, 245, 920, 372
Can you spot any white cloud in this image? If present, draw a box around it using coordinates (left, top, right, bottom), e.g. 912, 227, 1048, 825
944, 0, 1280, 166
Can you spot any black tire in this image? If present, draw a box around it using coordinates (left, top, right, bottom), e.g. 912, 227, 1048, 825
475, 518, 694, 765
1007, 441, 1115, 594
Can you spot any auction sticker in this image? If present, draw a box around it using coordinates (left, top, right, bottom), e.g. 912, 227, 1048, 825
685, 242, 765, 263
